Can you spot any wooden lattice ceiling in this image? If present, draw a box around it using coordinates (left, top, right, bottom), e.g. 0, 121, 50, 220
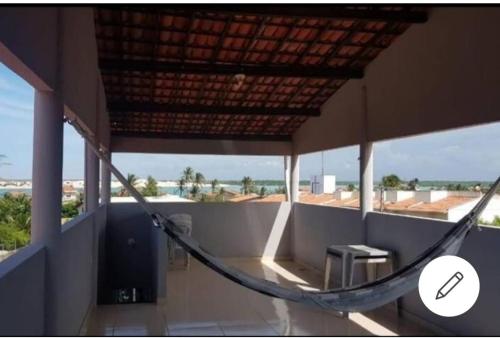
95, 5, 427, 141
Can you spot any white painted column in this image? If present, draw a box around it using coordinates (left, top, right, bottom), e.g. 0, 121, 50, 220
284, 155, 291, 202
31, 90, 64, 246
85, 142, 100, 212
100, 153, 111, 204
360, 141, 374, 219
290, 153, 300, 203
359, 85, 373, 243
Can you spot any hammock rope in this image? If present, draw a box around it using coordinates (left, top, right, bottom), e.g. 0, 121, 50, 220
69, 119, 500, 312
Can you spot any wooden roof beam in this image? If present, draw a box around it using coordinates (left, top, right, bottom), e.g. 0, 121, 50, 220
99, 6, 428, 24
108, 102, 321, 117
99, 59, 364, 79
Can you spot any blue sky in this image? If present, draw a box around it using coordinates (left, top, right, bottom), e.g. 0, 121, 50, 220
1, 62, 499, 182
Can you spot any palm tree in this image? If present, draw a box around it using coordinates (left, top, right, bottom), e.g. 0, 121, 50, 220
211, 179, 219, 194
120, 173, 138, 196
142, 175, 159, 197
178, 177, 187, 197
190, 184, 201, 199
194, 172, 205, 187
183, 167, 194, 184
190, 172, 205, 199
241, 176, 255, 195
381, 174, 402, 189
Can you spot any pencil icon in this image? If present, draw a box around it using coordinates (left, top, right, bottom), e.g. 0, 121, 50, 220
436, 272, 464, 300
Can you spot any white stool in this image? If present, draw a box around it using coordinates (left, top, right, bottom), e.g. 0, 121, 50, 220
323, 244, 399, 316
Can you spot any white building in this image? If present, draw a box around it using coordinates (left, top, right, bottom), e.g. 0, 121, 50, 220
310, 175, 336, 194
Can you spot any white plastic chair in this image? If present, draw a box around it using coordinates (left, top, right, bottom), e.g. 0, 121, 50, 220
167, 213, 192, 269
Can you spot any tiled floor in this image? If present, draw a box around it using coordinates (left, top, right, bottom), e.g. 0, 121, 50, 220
81, 258, 436, 336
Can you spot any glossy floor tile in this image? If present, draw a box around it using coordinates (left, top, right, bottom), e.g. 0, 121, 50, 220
82, 258, 436, 336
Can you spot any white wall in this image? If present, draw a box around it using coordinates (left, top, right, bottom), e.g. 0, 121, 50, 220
50, 212, 96, 334
0, 7, 58, 90
0, 206, 106, 336
367, 211, 500, 335
414, 190, 448, 203
109, 202, 292, 259
385, 191, 415, 202
0, 7, 110, 150
111, 136, 292, 155
0, 244, 46, 336
449, 196, 500, 223
293, 7, 500, 154
292, 204, 364, 274
333, 190, 359, 200
105, 202, 292, 304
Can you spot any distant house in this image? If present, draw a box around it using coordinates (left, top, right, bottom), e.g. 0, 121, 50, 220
62, 184, 80, 203
245, 189, 500, 223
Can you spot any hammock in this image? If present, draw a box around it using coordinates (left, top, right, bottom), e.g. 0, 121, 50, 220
69, 120, 500, 312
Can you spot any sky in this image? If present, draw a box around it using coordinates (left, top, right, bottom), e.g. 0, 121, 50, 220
1, 62, 499, 182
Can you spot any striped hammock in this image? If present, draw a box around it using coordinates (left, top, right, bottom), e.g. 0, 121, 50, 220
70, 119, 499, 312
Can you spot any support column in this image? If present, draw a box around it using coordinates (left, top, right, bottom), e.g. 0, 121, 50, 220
284, 155, 291, 202
31, 90, 64, 246
31, 90, 64, 335
85, 142, 99, 212
359, 84, 373, 243
360, 141, 374, 220
100, 153, 111, 204
290, 153, 300, 203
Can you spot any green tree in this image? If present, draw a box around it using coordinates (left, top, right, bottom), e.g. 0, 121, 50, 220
217, 187, 226, 202
0, 193, 31, 250
274, 186, 286, 194
259, 186, 267, 198
407, 178, 419, 191
0, 193, 31, 231
190, 184, 201, 199
183, 167, 194, 184
241, 176, 255, 195
0, 223, 29, 250
142, 175, 159, 197
177, 177, 187, 197
120, 173, 138, 196
347, 184, 355, 192
211, 179, 219, 194
61, 201, 80, 219
480, 216, 500, 227
194, 172, 205, 186
190, 172, 205, 199
381, 174, 402, 189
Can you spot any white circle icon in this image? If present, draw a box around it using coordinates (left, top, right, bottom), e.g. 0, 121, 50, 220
418, 255, 479, 317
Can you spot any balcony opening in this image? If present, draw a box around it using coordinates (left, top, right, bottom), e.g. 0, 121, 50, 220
299, 145, 360, 207
0, 62, 34, 259
109, 153, 288, 203
61, 122, 84, 224
373, 122, 500, 226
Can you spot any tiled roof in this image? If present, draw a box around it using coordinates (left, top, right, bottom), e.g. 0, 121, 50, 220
241, 191, 477, 216
94, 6, 426, 141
